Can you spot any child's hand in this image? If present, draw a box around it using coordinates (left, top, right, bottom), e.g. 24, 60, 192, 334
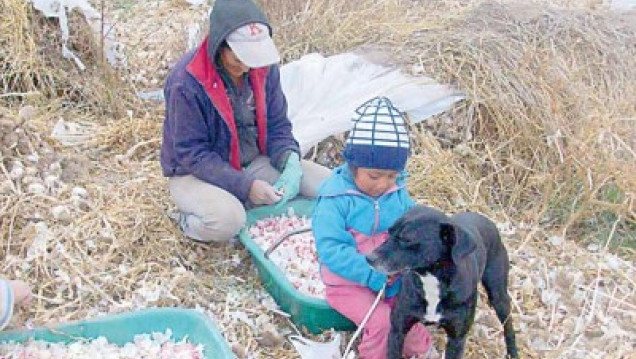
9, 280, 33, 307
1, 278, 32, 331
387, 274, 399, 285
385, 275, 402, 299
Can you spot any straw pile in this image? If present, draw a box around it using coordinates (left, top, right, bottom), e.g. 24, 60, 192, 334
1, 0, 635, 359
403, 2, 636, 249
0, 0, 130, 116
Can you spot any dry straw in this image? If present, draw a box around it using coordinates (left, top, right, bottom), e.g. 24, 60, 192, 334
403, 1, 636, 249
0, 0, 132, 116
1, 1, 635, 359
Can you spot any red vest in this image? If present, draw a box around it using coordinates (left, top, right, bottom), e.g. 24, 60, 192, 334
186, 37, 268, 170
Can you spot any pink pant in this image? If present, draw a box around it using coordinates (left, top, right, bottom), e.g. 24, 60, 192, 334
326, 285, 433, 359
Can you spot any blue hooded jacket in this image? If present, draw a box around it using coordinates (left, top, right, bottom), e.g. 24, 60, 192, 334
312, 165, 416, 292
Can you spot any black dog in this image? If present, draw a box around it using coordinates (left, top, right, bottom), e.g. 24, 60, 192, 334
367, 205, 518, 359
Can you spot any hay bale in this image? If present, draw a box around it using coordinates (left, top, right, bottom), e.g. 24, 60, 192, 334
404, 1, 636, 244
0, 0, 52, 98
259, 0, 435, 61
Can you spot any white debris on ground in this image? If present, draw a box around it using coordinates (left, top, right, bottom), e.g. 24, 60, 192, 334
50, 118, 95, 146
28, 0, 126, 69
248, 214, 325, 298
481, 221, 636, 359
1, 107, 90, 205
609, 0, 636, 10
0, 330, 204, 358
101, 1, 209, 91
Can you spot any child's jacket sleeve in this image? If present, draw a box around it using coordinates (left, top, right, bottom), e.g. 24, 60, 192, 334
312, 197, 388, 291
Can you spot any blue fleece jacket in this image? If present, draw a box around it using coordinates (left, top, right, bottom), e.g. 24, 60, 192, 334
312, 165, 416, 292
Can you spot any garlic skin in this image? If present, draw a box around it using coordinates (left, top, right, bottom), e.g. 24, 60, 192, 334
51, 205, 72, 222
10, 161, 25, 180
27, 182, 46, 195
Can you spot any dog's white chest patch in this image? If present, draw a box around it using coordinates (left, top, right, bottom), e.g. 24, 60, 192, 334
418, 273, 442, 323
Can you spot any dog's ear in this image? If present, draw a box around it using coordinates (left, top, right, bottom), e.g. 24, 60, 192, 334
440, 223, 476, 263
445, 225, 479, 302
439, 222, 455, 244
389, 215, 406, 237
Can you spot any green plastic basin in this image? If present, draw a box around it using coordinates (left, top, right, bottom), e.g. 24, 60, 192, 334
0, 308, 235, 358
240, 198, 355, 334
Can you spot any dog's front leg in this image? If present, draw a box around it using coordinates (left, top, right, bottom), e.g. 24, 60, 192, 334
387, 312, 418, 359
443, 334, 468, 359
441, 297, 477, 359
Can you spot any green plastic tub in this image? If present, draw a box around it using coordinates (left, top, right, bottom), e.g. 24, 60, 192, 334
240, 198, 356, 334
0, 308, 235, 358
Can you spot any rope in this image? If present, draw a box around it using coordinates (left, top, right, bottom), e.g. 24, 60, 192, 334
342, 283, 386, 358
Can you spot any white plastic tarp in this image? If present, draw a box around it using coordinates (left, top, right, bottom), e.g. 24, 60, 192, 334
280, 53, 464, 154
28, 0, 125, 69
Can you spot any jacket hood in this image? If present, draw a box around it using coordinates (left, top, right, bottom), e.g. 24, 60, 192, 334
206, 0, 272, 61
318, 164, 408, 197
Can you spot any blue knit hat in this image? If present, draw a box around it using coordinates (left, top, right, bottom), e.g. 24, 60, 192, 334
343, 96, 411, 171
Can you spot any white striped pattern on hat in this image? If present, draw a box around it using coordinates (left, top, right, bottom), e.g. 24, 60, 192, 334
346, 97, 410, 149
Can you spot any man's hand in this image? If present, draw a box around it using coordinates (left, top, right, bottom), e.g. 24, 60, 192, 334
249, 179, 283, 205
273, 153, 303, 209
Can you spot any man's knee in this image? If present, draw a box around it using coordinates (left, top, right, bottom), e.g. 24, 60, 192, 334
300, 160, 331, 197
185, 206, 246, 243
213, 209, 246, 240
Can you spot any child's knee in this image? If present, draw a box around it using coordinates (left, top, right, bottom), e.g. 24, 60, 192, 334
365, 305, 392, 334
403, 323, 435, 357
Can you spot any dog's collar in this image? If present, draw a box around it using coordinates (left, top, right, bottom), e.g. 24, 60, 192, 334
410, 259, 453, 273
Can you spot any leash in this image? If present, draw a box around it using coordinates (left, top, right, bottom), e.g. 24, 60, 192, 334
342, 283, 386, 358
265, 229, 392, 358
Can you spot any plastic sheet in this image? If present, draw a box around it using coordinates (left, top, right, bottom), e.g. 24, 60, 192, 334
280, 52, 464, 154
289, 333, 354, 359
28, 0, 126, 69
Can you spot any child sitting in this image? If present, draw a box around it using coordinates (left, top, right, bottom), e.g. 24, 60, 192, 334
312, 97, 439, 359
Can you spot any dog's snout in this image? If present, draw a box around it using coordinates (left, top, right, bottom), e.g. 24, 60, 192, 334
367, 252, 393, 275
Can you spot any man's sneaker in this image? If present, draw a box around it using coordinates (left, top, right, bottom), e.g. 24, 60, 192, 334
165, 209, 187, 232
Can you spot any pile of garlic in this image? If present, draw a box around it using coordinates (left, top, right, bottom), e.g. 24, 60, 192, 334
0, 330, 203, 359
248, 213, 325, 298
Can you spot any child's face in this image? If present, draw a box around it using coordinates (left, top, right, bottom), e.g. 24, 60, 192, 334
353, 168, 400, 197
